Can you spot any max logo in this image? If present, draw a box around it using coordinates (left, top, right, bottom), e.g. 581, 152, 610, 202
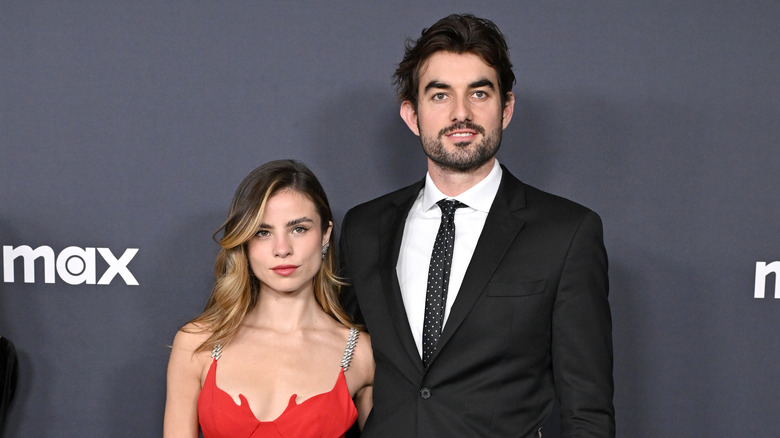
754, 261, 779, 299
3, 245, 139, 286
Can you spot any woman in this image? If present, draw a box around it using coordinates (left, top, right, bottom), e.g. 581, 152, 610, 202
164, 160, 373, 437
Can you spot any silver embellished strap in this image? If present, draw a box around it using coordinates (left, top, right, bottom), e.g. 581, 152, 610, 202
340, 328, 359, 371
211, 343, 222, 360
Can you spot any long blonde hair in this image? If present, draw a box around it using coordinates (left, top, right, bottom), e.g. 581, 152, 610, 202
187, 160, 355, 353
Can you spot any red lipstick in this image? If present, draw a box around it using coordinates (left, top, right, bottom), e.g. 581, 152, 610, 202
271, 265, 298, 276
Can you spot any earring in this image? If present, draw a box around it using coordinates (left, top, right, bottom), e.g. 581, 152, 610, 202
321, 242, 330, 259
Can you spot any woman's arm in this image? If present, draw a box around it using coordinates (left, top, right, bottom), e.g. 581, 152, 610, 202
352, 331, 375, 430
163, 328, 207, 438
354, 384, 373, 430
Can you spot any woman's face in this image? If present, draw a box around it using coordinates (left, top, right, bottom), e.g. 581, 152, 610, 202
246, 189, 332, 297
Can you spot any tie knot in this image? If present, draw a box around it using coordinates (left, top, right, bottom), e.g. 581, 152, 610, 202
437, 199, 466, 217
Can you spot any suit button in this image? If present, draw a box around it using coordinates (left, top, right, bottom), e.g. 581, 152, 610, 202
419, 388, 431, 399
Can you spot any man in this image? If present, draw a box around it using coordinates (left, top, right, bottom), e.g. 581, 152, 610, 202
340, 14, 614, 437
1, 336, 18, 432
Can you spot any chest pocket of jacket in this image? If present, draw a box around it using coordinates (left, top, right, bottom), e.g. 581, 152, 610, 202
486, 279, 546, 297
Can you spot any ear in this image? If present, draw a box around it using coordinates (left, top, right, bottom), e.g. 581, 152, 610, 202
322, 221, 333, 246
502, 92, 515, 129
400, 101, 420, 136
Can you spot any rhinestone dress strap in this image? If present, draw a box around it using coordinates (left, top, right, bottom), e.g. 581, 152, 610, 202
211, 343, 222, 360
340, 328, 359, 371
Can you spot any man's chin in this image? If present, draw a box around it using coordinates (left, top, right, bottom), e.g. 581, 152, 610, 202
452, 141, 474, 148
429, 156, 494, 173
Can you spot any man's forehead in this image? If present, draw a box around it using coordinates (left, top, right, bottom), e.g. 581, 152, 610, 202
418, 51, 498, 88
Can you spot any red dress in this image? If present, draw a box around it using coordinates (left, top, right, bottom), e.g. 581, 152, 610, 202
197, 328, 359, 438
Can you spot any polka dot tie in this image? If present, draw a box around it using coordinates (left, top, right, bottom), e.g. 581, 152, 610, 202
422, 199, 466, 367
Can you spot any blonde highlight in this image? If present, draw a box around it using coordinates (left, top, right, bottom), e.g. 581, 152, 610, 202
183, 160, 358, 353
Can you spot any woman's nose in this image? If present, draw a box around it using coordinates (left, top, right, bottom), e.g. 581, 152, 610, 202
273, 236, 292, 257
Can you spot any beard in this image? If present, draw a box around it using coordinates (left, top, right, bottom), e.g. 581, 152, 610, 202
419, 120, 503, 172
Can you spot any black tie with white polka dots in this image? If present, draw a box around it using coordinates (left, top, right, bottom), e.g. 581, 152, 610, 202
422, 199, 466, 367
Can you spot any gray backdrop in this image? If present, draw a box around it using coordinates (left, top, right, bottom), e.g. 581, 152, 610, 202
1, 1, 778, 437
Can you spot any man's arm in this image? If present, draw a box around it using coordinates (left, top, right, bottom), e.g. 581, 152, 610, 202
338, 209, 365, 326
552, 210, 615, 437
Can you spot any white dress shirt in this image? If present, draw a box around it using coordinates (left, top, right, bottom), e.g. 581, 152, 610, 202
396, 159, 503, 357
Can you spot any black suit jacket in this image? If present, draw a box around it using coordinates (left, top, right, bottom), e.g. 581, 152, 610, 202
340, 166, 614, 437
0, 337, 18, 431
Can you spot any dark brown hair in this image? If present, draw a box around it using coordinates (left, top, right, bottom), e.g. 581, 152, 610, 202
393, 14, 516, 108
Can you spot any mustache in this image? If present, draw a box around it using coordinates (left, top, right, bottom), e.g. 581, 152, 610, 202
438, 122, 486, 137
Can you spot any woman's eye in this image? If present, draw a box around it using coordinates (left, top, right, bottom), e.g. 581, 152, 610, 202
292, 226, 308, 234
255, 230, 270, 237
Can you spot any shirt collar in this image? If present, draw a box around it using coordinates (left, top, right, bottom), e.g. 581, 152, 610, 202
422, 159, 503, 213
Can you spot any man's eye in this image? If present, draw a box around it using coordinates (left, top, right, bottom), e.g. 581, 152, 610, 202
432, 93, 447, 101
473, 91, 487, 99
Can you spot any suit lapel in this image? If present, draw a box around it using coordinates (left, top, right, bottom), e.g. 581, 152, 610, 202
428, 168, 527, 365
378, 181, 427, 374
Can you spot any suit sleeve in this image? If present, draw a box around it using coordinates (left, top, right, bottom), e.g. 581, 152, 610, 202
552, 210, 615, 437
0, 337, 19, 427
338, 209, 365, 327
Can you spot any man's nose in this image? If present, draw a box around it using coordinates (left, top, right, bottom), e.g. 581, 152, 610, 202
450, 95, 473, 122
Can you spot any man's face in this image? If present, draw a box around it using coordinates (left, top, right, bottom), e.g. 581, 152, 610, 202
401, 51, 514, 173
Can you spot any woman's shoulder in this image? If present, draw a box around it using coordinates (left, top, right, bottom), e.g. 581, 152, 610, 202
354, 329, 372, 362
341, 327, 373, 399
347, 328, 374, 384
324, 323, 369, 362
334, 324, 370, 350
171, 322, 213, 353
